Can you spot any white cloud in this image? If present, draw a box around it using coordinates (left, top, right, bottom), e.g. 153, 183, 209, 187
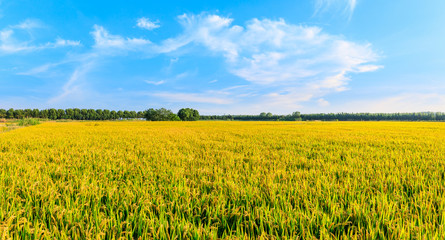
91, 25, 151, 51
0, 29, 32, 53
136, 17, 160, 30
152, 13, 380, 110
91, 25, 126, 48
158, 13, 380, 80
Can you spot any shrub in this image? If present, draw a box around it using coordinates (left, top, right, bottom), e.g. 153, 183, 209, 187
18, 118, 40, 126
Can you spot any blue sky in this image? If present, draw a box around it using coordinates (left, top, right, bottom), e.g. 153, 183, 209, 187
1, 0, 444, 114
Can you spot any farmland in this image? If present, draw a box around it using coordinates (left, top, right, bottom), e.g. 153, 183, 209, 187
0, 121, 445, 239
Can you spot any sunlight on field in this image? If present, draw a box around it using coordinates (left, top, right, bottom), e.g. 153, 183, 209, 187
1, 121, 445, 239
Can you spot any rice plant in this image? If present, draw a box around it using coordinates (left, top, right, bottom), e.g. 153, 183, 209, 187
0, 121, 444, 239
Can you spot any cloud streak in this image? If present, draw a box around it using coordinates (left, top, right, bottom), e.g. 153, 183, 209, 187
0, 19, 80, 54
91, 25, 151, 51
313, 0, 358, 19
145, 80, 166, 85
151, 92, 233, 104
136, 17, 160, 30
342, 93, 445, 113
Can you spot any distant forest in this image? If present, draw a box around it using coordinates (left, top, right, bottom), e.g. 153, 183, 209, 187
1, 108, 445, 121
201, 112, 445, 121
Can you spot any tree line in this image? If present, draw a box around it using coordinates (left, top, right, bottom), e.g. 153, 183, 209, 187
1, 108, 445, 121
300, 112, 445, 121
0, 108, 143, 120
201, 112, 445, 121
200, 112, 302, 121
0, 108, 200, 121
144, 108, 200, 121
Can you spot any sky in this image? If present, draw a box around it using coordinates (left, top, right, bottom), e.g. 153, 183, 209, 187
0, 0, 444, 114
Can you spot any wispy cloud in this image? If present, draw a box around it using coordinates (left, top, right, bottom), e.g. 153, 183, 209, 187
136, 17, 160, 30
46, 24, 158, 104
47, 57, 97, 104
313, 0, 358, 19
145, 80, 166, 85
151, 92, 233, 104
12, 19, 43, 30
317, 98, 330, 107
144, 71, 192, 86
23, 24, 152, 105
47, 69, 83, 104
91, 25, 152, 55
342, 93, 445, 113
54, 38, 81, 47
0, 19, 80, 54
18, 62, 61, 76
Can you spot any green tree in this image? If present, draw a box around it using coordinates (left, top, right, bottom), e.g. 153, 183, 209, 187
111, 110, 117, 120
57, 109, 66, 119
32, 109, 40, 118
14, 109, 25, 119
96, 109, 104, 120
87, 109, 97, 120
123, 110, 130, 119
103, 110, 111, 120
0, 109, 6, 119
117, 111, 124, 119
80, 109, 88, 120
6, 109, 14, 119
24, 109, 33, 118
73, 109, 82, 120
283, 111, 301, 121
145, 108, 180, 121
66, 109, 74, 119
177, 108, 200, 121
48, 109, 58, 120
129, 111, 137, 119
40, 109, 49, 119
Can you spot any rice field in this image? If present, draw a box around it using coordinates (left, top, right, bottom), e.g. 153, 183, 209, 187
0, 121, 444, 239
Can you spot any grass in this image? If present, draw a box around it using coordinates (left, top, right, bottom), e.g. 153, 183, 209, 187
17, 118, 40, 126
0, 121, 445, 239
0, 118, 40, 133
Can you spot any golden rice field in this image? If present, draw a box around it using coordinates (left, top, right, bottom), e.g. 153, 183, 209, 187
1, 121, 445, 239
